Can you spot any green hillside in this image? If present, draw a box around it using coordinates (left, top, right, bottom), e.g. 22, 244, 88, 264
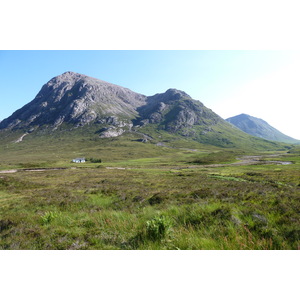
0, 122, 292, 171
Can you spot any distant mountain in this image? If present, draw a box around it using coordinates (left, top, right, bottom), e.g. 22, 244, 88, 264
226, 114, 299, 144
0, 72, 288, 150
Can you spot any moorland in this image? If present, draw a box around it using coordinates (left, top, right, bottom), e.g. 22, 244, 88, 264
0, 128, 299, 250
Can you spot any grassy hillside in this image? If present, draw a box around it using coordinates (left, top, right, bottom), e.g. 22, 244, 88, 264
138, 122, 291, 151
0, 122, 291, 170
0, 126, 207, 169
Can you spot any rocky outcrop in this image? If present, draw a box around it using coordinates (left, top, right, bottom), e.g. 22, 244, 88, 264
135, 88, 220, 132
14, 133, 29, 143
99, 127, 125, 138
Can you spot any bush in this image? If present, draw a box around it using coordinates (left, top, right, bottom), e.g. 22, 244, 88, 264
89, 158, 102, 163
146, 215, 172, 241
41, 211, 60, 225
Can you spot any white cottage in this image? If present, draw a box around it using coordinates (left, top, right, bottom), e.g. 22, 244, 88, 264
72, 158, 86, 163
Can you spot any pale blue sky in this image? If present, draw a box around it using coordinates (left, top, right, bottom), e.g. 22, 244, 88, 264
1, 50, 299, 139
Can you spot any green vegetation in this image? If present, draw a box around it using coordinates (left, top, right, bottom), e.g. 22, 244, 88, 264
41, 211, 61, 225
88, 158, 102, 163
190, 150, 241, 165
145, 215, 172, 241
0, 128, 299, 249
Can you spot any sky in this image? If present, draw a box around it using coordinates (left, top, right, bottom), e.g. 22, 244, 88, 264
1, 50, 300, 139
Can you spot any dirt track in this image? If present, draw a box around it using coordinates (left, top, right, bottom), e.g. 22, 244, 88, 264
0, 167, 68, 174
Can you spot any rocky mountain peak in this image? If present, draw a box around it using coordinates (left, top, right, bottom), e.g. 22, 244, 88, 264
0, 72, 147, 131
62, 71, 82, 76
134, 87, 220, 132
148, 88, 192, 104
164, 88, 192, 100
45, 71, 89, 91
56, 71, 86, 79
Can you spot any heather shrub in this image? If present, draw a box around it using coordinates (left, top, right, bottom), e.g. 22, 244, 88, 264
146, 215, 172, 241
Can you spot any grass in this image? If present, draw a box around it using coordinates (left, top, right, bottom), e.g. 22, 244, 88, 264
189, 150, 242, 165
0, 158, 299, 249
0, 128, 299, 249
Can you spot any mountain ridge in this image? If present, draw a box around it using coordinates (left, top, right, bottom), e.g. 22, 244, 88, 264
226, 113, 299, 144
0, 71, 147, 131
0, 72, 290, 150
0, 71, 225, 136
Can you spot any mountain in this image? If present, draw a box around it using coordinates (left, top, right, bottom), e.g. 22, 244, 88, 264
135, 88, 221, 130
0, 72, 288, 150
226, 114, 299, 144
0, 71, 147, 131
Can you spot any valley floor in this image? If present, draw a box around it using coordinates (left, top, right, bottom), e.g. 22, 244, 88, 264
0, 150, 299, 250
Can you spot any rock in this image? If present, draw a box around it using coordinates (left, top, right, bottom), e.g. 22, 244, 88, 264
252, 213, 268, 225
136, 88, 220, 132
99, 127, 125, 138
